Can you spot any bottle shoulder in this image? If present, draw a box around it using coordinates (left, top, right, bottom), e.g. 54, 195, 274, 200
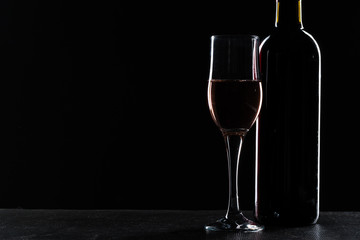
260, 29, 321, 56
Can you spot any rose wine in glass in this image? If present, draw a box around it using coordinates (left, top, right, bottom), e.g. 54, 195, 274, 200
205, 35, 264, 232
208, 79, 262, 135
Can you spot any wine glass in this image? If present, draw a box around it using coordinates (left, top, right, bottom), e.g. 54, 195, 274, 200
205, 35, 264, 232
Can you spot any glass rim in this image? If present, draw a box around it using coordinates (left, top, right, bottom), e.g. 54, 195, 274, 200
210, 34, 260, 40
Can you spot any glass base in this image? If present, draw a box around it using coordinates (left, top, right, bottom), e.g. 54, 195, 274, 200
205, 216, 264, 232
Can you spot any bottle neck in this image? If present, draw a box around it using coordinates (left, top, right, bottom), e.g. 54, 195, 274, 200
275, 0, 303, 30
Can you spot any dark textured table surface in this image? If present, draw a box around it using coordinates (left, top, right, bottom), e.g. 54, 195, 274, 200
0, 209, 359, 239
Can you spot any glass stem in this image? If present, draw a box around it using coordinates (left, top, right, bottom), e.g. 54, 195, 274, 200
224, 133, 246, 220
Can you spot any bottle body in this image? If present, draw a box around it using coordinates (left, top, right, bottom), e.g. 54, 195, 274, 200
255, 29, 321, 225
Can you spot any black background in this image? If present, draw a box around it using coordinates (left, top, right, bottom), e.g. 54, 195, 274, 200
8, 0, 360, 210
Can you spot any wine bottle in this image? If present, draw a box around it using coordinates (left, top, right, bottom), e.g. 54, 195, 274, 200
255, 0, 321, 225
